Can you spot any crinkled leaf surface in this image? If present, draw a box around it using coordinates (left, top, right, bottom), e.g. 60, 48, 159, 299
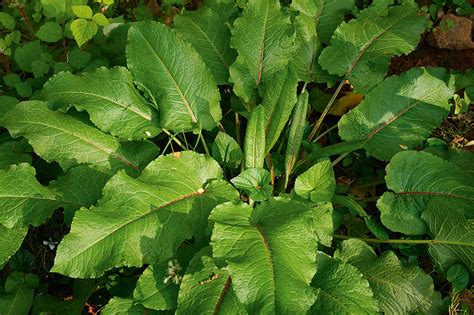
127, 21, 221, 131
261, 66, 299, 153
319, 4, 425, 92
377, 151, 474, 235
174, 3, 237, 84
294, 159, 335, 203
134, 264, 178, 311
210, 198, 319, 314
177, 249, 245, 314
229, 0, 294, 101
42, 67, 160, 140
0, 272, 39, 315
335, 239, 444, 314
0, 101, 157, 173
310, 252, 378, 314
52, 152, 238, 278
0, 225, 27, 268
422, 198, 474, 275
339, 68, 453, 161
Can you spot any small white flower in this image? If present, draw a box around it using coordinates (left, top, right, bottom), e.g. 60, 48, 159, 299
163, 259, 182, 285
42, 238, 58, 251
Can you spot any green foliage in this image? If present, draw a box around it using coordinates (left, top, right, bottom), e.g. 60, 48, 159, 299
0, 0, 471, 313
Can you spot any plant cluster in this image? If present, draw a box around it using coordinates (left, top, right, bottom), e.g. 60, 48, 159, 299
0, 0, 473, 313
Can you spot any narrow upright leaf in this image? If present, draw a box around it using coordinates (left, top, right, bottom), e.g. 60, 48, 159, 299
42, 67, 160, 140
210, 198, 319, 314
244, 106, 265, 169
285, 91, 309, 184
127, 21, 222, 131
174, 3, 237, 84
229, 0, 295, 101
319, 4, 426, 92
0, 101, 157, 173
335, 239, 444, 314
339, 68, 453, 161
377, 151, 474, 235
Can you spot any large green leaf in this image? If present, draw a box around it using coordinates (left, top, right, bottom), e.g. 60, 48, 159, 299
134, 264, 178, 311
261, 66, 299, 153
310, 252, 378, 314
0, 272, 39, 315
0, 101, 157, 173
229, 0, 294, 101
377, 151, 474, 235
335, 239, 444, 314
176, 249, 246, 314
0, 225, 27, 268
294, 159, 335, 203
210, 198, 319, 314
339, 68, 453, 161
52, 152, 238, 278
174, 3, 237, 84
0, 140, 32, 170
319, 4, 425, 92
422, 198, 474, 275
127, 21, 221, 131
42, 67, 160, 140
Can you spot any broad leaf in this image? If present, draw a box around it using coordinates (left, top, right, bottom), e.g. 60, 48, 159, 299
0, 140, 32, 170
0, 101, 158, 173
52, 152, 238, 278
0, 272, 39, 315
212, 132, 242, 169
377, 151, 474, 235
231, 168, 272, 201
177, 249, 245, 314
102, 297, 158, 315
422, 198, 474, 275
244, 105, 265, 169
210, 198, 319, 314
70, 18, 98, 47
174, 3, 237, 84
42, 67, 160, 140
229, 0, 294, 101
339, 68, 453, 161
335, 239, 444, 314
261, 66, 299, 153
319, 4, 426, 92
310, 252, 378, 314
294, 159, 335, 203
127, 21, 221, 131
134, 264, 178, 311
0, 225, 27, 268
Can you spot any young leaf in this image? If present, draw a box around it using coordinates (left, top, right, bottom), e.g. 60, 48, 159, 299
294, 159, 335, 203
70, 19, 98, 47
284, 91, 309, 186
0, 225, 27, 268
210, 198, 319, 314
52, 152, 238, 278
310, 252, 378, 314
176, 250, 245, 314
0, 101, 157, 173
319, 4, 426, 92
335, 239, 444, 314
72, 5, 93, 19
261, 66, 299, 153
231, 168, 272, 201
134, 265, 178, 311
244, 105, 265, 169
127, 21, 222, 131
422, 197, 474, 275
0, 272, 39, 315
35, 22, 63, 43
42, 67, 160, 140
211, 132, 243, 168
174, 3, 237, 84
338, 68, 453, 161
377, 151, 474, 235
229, 0, 295, 101
92, 13, 109, 26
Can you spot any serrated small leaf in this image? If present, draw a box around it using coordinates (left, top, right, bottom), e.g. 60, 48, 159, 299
36, 22, 63, 42
339, 68, 454, 161
41, 0, 88, 20
71, 18, 98, 47
295, 159, 335, 203
319, 4, 425, 92
14, 41, 44, 72
92, 13, 109, 26
72, 5, 92, 19
127, 21, 221, 131
42, 67, 160, 140
244, 105, 265, 169
0, 12, 16, 30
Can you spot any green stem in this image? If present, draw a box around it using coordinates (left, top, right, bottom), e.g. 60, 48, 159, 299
162, 129, 187, 151
313, 124, 338, 143
333, 234, 474, 247
199, 131, 210, 156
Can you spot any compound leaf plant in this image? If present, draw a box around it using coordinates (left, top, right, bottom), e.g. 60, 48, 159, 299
0, 0, 473, 313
